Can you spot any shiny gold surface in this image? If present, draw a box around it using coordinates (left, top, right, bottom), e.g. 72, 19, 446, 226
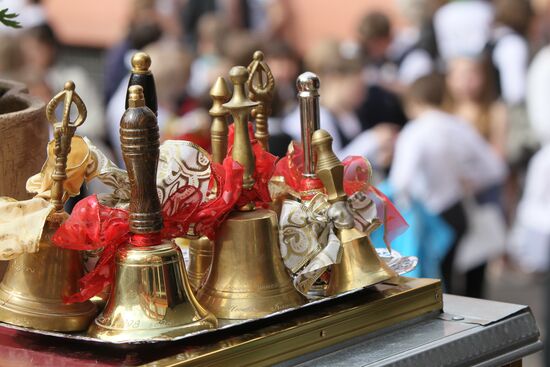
131, 51, 152, 74
146, 277, 442, 366
0, 81, 96, 331
0, 216, 97, 331
223, 66, 259, 191
209, 77, 231, 164
247, 50, 275, 151
197, 209, 306, 320
312, 129, 396, 296
186, 237, 213, 292
88, 242, 217, 342
312, 129, 345, 204
45, 80, 87, 211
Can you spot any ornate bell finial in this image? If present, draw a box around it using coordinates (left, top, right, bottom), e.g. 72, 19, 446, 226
223, 66, 259, 192
126, 51, 158, 114
247, 50, 275, 151
209, 77, 231, 164
45, 80, 87, 212
312, 129, 346, 204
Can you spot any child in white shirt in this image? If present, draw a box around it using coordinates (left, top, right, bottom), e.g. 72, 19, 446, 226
390, 74, 507, 295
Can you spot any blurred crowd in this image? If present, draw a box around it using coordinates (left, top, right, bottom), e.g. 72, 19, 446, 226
1, 0, 550, 301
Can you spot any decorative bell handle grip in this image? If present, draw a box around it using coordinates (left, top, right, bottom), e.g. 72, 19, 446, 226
126, 51, 158, 115
297, 72, 321, 177
209, 77, 231, 164
120, 85, 163, 234
247, 51, 275, 151
46, 80, 87, 212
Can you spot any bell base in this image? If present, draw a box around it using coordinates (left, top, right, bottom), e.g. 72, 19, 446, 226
88, 242, 217, 342
0, 289, 97, 332
87, 313, 218, 343
197, 209, 306, 320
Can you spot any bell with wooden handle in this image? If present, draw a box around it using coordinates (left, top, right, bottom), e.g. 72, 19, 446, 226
187, 77, 231, 292
0, 81, 97, 331
312, 129, 396, 296
196, 66, 306, 320
88, 85, 217, 342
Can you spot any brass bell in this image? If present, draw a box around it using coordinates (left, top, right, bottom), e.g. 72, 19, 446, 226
186, 236, 214, 292
312, 129, 396, 296
0, 81, 96, 331
0, 216, 97, 331
88, 85, 216, 341
88, 241, 217, 341
196, 66, 306, 320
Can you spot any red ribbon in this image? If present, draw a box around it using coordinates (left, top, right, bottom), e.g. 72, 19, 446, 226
54, 124, 278, 303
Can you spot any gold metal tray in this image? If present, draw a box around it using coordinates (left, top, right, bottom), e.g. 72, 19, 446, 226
0, 277, 441, 359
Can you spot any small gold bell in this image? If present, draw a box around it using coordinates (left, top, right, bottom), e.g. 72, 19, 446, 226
312, 129, 396, 296
88, 86, 217, 341
0, 81, 96, 331
196, 66, 306, 320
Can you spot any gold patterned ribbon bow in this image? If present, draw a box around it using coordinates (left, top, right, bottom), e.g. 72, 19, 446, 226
279, 191, 377, 296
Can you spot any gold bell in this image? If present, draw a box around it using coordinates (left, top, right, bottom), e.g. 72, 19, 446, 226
0, 216, 97, 331
197, 66, 305, 320
0, 81, 96, 331
312, 129, 396, 296
88, 85, 216, 341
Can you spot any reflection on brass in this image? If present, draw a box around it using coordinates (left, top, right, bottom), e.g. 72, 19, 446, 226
89, 85, 216, 341
186, 237, 213, 292
126, 52, 157, 114
209, 77, 231, 164
0, 81, 96, 331
149, 278, 443, 366
88, 242, 217, 342
223, 66, 258, 191
247, 50, 275, 151
312, 129, 396, 296
197, 209, 306, 320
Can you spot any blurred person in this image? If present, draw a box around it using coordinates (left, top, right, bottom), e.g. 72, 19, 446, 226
486, 0, 533, 106
444, 56, 508, 158
357, 11, 398, 88
434, 0, 494, 61
264, 40, 302, 157
0, 33, 24, 80
103, 3, 163, 104
18, 24, 106, 148
390, 74, 507, 296
187, 13, 228, 99
106, 40, 194, 164
391, 0, 442, 85
221, 29, 261, 67
282, 39, 399, 169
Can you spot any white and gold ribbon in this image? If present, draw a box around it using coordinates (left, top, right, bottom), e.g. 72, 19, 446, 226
279, 192, 378, 296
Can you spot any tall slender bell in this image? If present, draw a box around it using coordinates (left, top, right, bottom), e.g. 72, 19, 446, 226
88, 86, 217, 342
187, 77, 231, 292
197, 66, 306, 320
0, 81, 97, 331
312, 129, 396, 296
